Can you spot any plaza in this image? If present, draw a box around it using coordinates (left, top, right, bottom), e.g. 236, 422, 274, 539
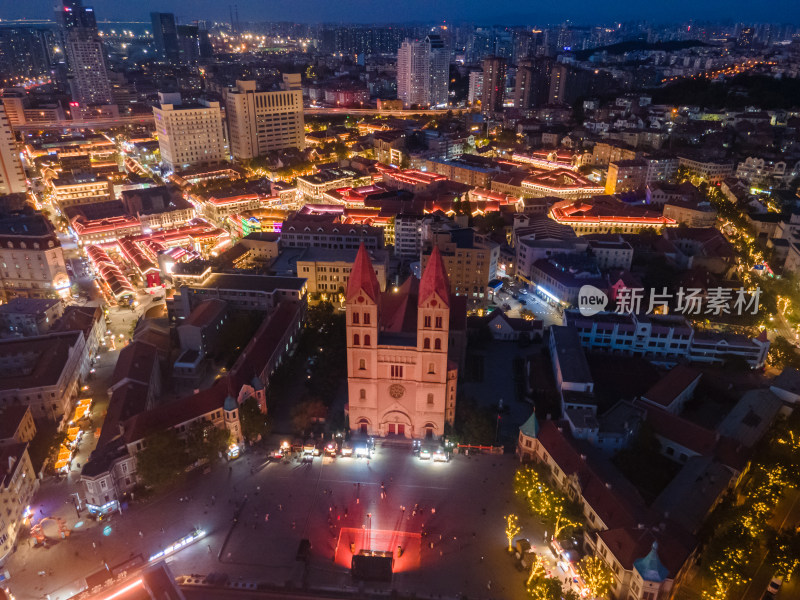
5, 442, 545, 600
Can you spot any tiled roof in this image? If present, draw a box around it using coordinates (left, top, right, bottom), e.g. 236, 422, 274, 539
641, 366, 701, 409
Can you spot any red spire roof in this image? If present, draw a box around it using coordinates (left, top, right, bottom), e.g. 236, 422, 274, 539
346, 243, 381, 303
419, 245, 450, 308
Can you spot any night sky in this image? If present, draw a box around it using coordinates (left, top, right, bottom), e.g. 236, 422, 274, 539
5, 0, 800, 24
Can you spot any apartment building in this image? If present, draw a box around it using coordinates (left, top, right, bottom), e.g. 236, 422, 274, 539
224, 77, 305, 161
153, 93, 227, 173
421, 228, 499, 308
605, 160, 648, 195
677, 156, 734, 184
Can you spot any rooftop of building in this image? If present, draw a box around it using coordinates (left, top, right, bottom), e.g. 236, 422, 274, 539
551, 195, 676, 225
110, 340, 160, 390
0, 405, 31, 440
550, 326, 593, 384
0, 331, 83, 391
0, 297, 61, 316
641, 366, 702, 409
188, 273, 306, 293
182, 298, 227, 329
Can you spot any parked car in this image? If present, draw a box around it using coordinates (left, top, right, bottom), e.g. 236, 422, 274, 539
767, 576, 783, 596
419, 447, 431, 460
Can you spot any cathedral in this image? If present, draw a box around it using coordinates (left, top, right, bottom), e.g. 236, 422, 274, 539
345, 243, 466, 439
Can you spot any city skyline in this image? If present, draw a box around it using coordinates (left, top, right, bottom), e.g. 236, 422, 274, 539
6, 0, 800, 25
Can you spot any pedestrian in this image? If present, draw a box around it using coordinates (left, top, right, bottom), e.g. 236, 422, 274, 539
487, 580, 492, 590
431, 508, 435, 514
278, 504, 282, 511
292, 521, 296, 529
138, 531, 143, 538
207, 545, 212, 554
265, 514, 269, 522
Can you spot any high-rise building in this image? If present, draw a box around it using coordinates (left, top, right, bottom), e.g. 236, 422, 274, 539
514, 58, 552, 110
0, 106, 26, 196
151, 12, 180, 64
468, 71, 483, 106
177, 25, 200, 64
57, 0, 113, 106
224, 77, 305, 161
0, 26, 57, 87
481, 55, 506, 116
427, 34, 449, 107
345, 244, 460, 439
397, 38, 430, 108
397, 36, 449, 108
548, 64, 592, 106
153, 93, 227, 173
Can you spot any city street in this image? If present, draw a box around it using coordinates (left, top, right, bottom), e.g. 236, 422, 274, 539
493, 285, 563, 329
5, 446, 546, 600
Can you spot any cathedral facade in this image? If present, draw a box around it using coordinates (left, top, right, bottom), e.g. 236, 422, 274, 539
345, 244, 462, 439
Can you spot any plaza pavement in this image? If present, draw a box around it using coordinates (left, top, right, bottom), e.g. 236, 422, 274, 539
5, 444, 550, 600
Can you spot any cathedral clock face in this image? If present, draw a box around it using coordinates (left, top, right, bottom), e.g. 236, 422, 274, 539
389, 384, 405, 399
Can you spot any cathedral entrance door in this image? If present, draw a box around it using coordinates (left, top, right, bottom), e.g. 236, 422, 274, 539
388, 424, 396, 435
397, 424, 405, 436
360, 423, 368, 434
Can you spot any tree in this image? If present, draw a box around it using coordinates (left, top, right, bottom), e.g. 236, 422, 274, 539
527, 576, 563, 600
701, 525, 754, 600
527, 552, 548, 586
576, 555, 614, 599
767, 529, 800, 582
515, 466, 583, 540
291, 398, 327, 435
239, 396, 271, 443
136, 430, 188, 489
186, 421, 230, 464
505, 513, 521, 552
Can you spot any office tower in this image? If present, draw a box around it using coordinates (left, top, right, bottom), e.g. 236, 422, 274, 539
57, 0, 113, 106
177, 25, 200, 64
153, 93, 227, 173
468, 71, 483, 105
151, 12, 180, 64
224, 77, 305, 161
427, 35, 449, 107
481, 55, 506, 116
514, 58, 552, 110
397, 36, 450, 108
0, 106, 26, 195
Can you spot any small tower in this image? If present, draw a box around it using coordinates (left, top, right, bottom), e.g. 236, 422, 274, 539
223, 381, 243, 444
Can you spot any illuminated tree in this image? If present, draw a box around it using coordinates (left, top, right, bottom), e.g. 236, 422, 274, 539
505, 513, 521, 552
576, 555, 614, 599
767, 530, 800, 583
527, 575, 563, 600
701, 525, 754, 600
527, 552, 548, 586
